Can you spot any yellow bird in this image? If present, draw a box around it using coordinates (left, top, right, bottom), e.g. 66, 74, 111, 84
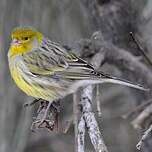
8, 27, 148, 111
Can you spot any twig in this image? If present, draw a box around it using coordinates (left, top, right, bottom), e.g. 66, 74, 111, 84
96, 84, 102, 117
78, 116, 85, 152
63, 118, 73, 134
130, 32, 152, 67
131, 103, 152, 129
122, 98, 152, 119
73, 92, 80, 152
136, 124, 152, 150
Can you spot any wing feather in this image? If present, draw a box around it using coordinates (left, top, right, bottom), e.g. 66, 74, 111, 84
22, 38, 95, 78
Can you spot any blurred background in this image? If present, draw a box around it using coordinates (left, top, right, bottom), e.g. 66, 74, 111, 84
0, 0, 152, 152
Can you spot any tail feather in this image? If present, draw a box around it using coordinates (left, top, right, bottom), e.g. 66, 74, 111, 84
98, 78, 149, 91
59, 70, 149, 92
95, 71, 149, 91
70, 76, 149, 93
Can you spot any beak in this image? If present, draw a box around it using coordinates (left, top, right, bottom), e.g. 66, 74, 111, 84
11, 38, 20, 45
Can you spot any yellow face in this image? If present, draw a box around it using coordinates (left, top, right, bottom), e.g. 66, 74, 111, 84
8, 27, 42, 58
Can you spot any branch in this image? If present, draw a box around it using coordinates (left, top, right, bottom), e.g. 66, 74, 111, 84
78, 51, 108, 152
136, 124, 152, 150
129, 32, 152, 67
81, 85, 108, 152
73, 92, 81, 152
78, 116, 85, 152
122, 99, 152, 119
131, 103, 152, 129
96, 85, 102, 117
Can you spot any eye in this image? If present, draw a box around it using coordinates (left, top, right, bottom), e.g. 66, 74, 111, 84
22, 37, 29, 41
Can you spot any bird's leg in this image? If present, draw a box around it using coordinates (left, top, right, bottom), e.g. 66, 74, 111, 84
30, 100, 47, 132
36, 100, 46, 113
31, 100, 61, 132
24, 98, 41, 107
38, 101, 52, 127
39, 100, 61, 132
51, 100, 61, 132
52, 100, 61, 113
31, 100, 55, 131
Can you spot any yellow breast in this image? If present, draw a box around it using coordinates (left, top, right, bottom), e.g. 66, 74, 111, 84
8, 58, 58, 101
9, 63, 34, 96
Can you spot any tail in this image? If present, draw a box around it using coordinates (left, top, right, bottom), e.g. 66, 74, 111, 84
96, 72, 149, 91
98, 77, 149, 91
71, 77, 149, 92
63, 70, 149, 92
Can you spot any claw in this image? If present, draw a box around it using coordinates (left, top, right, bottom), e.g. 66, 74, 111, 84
37, 101, 52, 127
30, 100, 61, 132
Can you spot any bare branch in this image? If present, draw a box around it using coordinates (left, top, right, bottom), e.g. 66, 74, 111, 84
131, 103, 152, 129
130, 32, 152, 67
96, 84, 102, 117
73, 93, 80, 152
81, 85, 108, 152
122, 99, 152, 119
63, 117, 73, 134
78, 116, 85, 152
75, 45, 109, 152
136, 124, 152, 150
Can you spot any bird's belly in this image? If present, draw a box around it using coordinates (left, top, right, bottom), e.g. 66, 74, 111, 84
11, 68, 38, 96
10, 67, 63, 101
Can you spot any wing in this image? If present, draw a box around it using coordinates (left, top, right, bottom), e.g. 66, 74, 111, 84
22, 39, 96, 78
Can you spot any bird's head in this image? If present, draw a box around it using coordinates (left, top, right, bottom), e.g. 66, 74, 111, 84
8, 26, 43, 58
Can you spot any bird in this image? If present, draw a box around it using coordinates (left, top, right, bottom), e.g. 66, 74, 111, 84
8, 26, 149, 123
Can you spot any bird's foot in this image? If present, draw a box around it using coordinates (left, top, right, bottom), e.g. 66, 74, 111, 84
31, 118, 55, 132
36, 101, 52, 127
31, 100, 61, 132
31, 99, 60, 132
52, 100, 61, 113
